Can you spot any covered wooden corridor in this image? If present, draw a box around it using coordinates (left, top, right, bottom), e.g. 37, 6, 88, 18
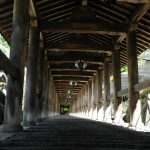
0, 0, 150, 146
0, 115, 150, 150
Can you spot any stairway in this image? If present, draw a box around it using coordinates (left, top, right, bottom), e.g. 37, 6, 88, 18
0, 115, 150, 150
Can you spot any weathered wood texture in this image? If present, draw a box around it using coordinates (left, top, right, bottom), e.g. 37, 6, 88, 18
41, 22, 127, 35
4, 0, 29, 127
127, 28, 139, 123
23, 27, 40, 125
112, 49, 121, 113
0, 50, 17, 77
117, 0, 150, 3
103, 60, 110, 112
46, 42, 112, 54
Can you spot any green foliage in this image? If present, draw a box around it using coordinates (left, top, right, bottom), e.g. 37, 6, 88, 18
121, 66, 128, 73
140, 88, 150, 100
0, 34, 10, 57
64, 107, 69, 112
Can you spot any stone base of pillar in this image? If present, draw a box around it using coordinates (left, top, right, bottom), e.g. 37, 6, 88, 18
23, 121, 36, 126
0, 124, 23, 133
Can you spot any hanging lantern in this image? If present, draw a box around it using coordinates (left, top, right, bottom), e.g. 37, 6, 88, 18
67, 90, 71, 94
69, 80, 77, 88
75, 60, 87, 71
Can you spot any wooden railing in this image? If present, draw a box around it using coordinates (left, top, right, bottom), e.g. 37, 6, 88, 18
0, 49, 18, 77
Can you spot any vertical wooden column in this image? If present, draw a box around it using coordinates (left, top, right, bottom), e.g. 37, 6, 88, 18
112, 45, 121, 117
98, 68, 103, 100
23, 27, 40, 126
0, 0, 29, 132
36, 42, 45, 122
88, 79, 92, 118
48, 76, 52, 116
42, 60, 49, 118
96, 68, 103, 117
127, 24, 139, 125
46, 70, 51, 116
103, 58, 110, 118
91, 76, 95, 108
85, 83, 89, 117
93, 73, 97, 107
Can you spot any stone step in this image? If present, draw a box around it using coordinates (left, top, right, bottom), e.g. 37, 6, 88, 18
0, 116, 148, 150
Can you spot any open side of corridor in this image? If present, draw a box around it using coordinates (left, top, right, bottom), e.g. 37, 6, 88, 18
0, 115, 150, 150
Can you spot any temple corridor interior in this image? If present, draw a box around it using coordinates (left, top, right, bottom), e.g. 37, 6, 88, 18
0, 0, 150, 149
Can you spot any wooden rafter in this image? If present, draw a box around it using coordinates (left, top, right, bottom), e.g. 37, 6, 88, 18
50, 63, 100, 72
46, 41, 112, 54
51, 71, 94, 77
114, 4, 150, 44
40, 21, 127, 35
48, 55, 105, 65
53, 76, 90, 81
117, 0, 150, 3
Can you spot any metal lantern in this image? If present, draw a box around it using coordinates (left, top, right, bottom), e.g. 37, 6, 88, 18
75, 60, 87, 71
69, 80, 77, 88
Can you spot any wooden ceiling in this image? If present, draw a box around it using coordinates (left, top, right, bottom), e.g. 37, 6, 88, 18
0, 0, 150, 102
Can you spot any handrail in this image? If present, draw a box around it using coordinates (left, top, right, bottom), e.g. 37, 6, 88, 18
0, 49, 18, 77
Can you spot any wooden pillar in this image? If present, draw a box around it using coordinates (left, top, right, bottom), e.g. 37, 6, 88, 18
97, 68, 103, 116
127, 24, 139, 125
103, 59, 110, 117
88, 79, 92, 118
98, 68, 103, 100
23, 27, 40, 126
0, 0, 29, 132
112, 45, 121, 117
42, 59, 49, 118
48, 76, 52, 116
36, 43, 45, 122
85, 83, 88, 117
93, 73, 98, 107
91, 76, 95, 107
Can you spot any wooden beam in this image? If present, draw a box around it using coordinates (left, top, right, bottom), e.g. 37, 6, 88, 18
40, 21, 127, 35
113, 4, 150, 45
134, 80, 150, 92
51, 69, 97, 73
49, 60, 103, 65
53, 74, 92, 78
0, 50, 18, 77
53, 76, 90, 81
48, 55, 105, 65
54, 80, 87, 84
51, 71, 94, 77
55, 85, 84, 88
117, 0, 150, 3
129, 4, 150, 23
56, 87, 82, 90
50, 63, 99, 72
46, 42, 112, 54
117, 79, 150, 97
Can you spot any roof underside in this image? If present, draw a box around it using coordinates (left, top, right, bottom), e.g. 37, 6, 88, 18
0, 0, 150, 103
